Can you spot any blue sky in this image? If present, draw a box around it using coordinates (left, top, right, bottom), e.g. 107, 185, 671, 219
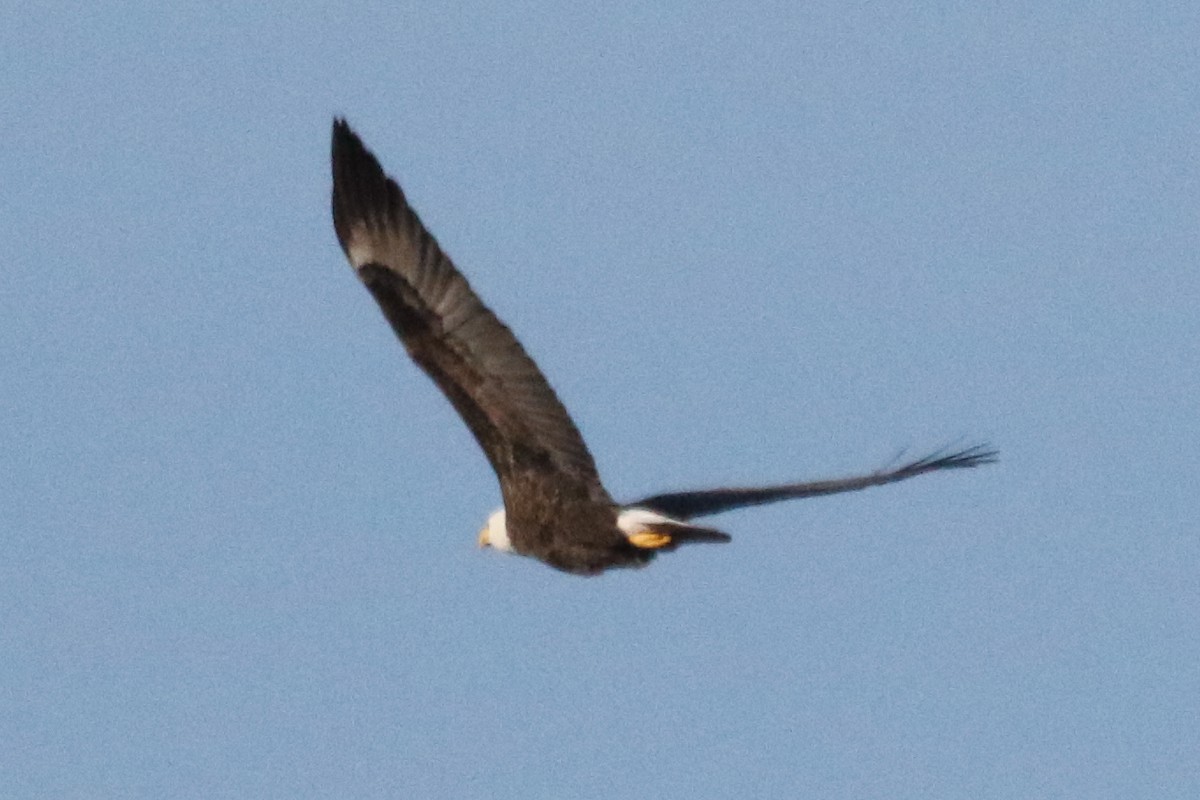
3, 3, 1198, 798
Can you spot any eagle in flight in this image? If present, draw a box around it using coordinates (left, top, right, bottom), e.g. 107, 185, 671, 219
331, 119, 995, 576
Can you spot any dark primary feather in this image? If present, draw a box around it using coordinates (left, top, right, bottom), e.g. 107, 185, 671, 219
330, 119, 608, 503
628, 444, 998, 520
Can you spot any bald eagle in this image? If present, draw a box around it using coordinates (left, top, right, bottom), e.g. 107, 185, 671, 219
331, 119, 996, 576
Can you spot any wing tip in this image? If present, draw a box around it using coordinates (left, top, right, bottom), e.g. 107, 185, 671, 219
891, 441, 998, 478
330, 117, 399, 264
331, 116, 360, 164
929, 442, 999, 469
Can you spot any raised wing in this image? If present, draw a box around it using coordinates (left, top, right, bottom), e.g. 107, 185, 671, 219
331, 119, 607, 500
627, 444, 997, 519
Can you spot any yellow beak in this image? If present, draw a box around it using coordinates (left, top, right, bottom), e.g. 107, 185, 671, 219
478, 526, 491, 548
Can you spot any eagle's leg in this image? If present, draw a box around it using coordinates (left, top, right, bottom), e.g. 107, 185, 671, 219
626, 531, 673, 549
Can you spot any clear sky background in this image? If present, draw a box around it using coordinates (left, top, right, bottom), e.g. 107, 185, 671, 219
3, 3, 1197, 798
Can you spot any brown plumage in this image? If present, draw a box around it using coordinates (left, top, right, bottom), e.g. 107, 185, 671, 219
330, 118, 996, 576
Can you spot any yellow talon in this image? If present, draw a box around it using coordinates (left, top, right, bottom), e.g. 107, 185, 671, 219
627, 531, 673, 550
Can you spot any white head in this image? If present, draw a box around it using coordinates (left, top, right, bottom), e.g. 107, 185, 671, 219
477, 508, 514, 553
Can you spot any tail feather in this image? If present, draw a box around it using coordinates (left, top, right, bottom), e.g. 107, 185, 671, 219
649, 522, 732, 545
618, 507, 731, 550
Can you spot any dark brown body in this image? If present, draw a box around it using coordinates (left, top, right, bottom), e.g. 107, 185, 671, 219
500, 472, 651, 574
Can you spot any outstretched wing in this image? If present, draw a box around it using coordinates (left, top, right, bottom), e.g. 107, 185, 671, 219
331, 118, 607, 501
627, 444, 997, 519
